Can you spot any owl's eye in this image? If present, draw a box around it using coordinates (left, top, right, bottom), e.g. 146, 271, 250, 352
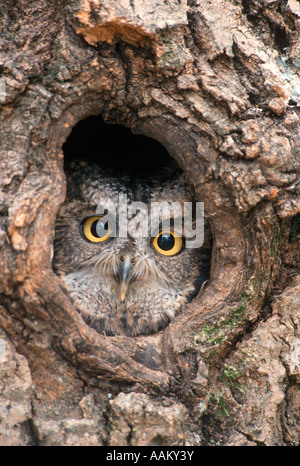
152, 231, 183, 256
81, 216, 110, 243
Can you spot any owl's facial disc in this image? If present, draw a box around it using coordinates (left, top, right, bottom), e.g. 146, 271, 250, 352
115, 253, 134, 304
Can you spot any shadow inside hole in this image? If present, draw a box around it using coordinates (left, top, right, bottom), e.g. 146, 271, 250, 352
63, 115, 177, 176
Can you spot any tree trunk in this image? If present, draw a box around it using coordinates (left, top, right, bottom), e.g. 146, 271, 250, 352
0, 0, 299, 446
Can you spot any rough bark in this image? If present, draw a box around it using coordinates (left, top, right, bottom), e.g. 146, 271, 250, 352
0, 0, 299, 446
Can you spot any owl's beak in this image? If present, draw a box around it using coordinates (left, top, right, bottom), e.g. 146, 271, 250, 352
117, 255, 133, 304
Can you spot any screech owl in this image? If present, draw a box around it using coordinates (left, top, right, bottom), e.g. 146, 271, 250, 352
53, 160, 211, 337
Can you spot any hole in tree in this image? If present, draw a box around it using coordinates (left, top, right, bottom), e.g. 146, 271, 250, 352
63, 115, 176, 176
55, 115, 212, 338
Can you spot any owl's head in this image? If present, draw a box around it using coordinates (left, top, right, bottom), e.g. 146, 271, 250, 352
53, 160, 211, 337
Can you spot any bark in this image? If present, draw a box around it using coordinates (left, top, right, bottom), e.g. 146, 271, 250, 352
0, 0, 299, 446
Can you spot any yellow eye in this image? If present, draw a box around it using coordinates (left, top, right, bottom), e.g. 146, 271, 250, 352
81, 216, 110, 243
152, 231, 183, 256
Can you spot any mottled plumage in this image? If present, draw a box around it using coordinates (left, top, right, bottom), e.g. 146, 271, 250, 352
53, 160, 211, 337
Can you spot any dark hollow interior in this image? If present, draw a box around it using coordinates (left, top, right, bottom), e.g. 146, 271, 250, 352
63, 115, 178, 176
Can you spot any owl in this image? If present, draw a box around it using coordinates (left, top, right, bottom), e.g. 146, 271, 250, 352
53, 160, 211, 337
